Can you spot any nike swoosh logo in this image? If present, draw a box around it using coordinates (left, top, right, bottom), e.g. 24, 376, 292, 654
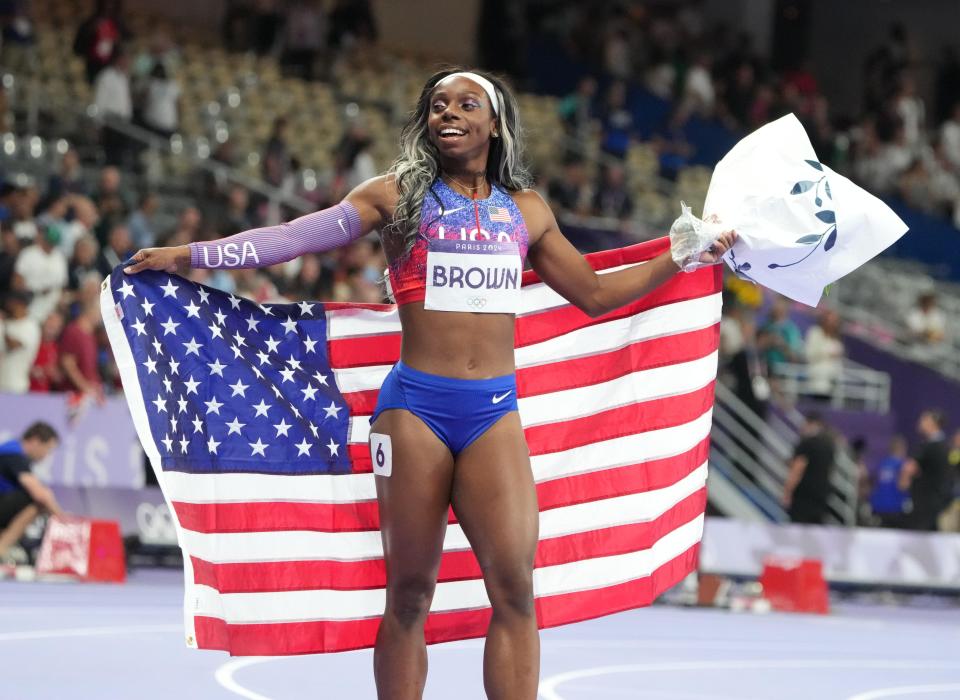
491, 391, 513, 404
337, 218, 347, 236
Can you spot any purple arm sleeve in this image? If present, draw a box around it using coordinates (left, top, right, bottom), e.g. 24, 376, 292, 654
188, 201, 363, 269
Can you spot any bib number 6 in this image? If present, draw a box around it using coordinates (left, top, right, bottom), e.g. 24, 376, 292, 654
369, 433, 393, 477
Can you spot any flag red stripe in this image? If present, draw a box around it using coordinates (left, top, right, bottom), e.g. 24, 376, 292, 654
192, 543, 698, 655
517, 325, 719, 398
525, 382, 715, 456
174, 436, 707, 536
187, 490, 704, 593
337, 324, 719, 418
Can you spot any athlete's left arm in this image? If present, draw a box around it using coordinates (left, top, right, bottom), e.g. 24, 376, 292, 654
520, 191, 736, 318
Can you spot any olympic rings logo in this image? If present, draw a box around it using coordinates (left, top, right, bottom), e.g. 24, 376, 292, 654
466, 297, 488, 309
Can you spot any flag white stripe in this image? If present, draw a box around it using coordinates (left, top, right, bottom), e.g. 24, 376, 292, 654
344, 351, 718, 443
176, 464, 705, 563
163, 410, 711, 505
190, 515, 703, 623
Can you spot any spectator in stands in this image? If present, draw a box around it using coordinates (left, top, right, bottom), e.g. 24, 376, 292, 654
218, 185, 254, 237
141, 62, 181, 139
547, 156, 592, 217
93, 48, 134, 167
0, 422, 65, 564
940, 101, 960, 171
281, 0, 327, 81
7, 182, 39, 241
44, 148, 87, 203
805, 309, 844, 401
906, 292, 947, 346
870, 435, 910, 528
162, 205, 201, 248
783, 412, 836, 525
900, 409, 952, 531
262, 116, 291, 187
682, 52, 716, 117
603, 25, 632, 80
720, 61, 757, 130
127, 192, 159, 250
92, 166, 132, 243
591, 163, 633, 224
13, 224, 67, 323
334, 119, 377, 191
892, 72, 925, 149
558, 76, 597, 142
599, 81, 635, 159
0, 290, 40, 394
762, 296, 803, 373
28, 311, 64, 392
59, 301, 103, 401
73, 0, 129, 84
943, 428, 960, 532
727, 311, 771, 422
96, 224, 133, 278
251, 0, 283, 56
67, 234, 100, 292
0, 222, 20, 299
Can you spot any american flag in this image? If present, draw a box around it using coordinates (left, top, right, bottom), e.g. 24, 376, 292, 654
101, 237, 721, 656
487, 205, 512, 223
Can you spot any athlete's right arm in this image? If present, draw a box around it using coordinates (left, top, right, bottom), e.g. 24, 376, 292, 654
123, 175, 394, 275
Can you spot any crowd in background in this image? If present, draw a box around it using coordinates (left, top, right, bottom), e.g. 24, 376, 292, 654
2, 0, 960, 534
525, 3, 960, 229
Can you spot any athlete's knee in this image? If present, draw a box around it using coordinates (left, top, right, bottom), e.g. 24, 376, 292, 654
484, 563, 535, 618
385, 575, 436, 628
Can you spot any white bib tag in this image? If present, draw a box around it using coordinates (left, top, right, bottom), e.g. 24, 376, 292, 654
424, 239, 522, 313
370, 432, 392, 477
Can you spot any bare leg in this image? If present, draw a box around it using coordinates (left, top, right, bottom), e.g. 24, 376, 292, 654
0, 503, 40, 558
452, 412, 540, 700
371, 409, 454, 700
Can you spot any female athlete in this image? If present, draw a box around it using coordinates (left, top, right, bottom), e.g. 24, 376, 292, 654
123, 69, 736, 700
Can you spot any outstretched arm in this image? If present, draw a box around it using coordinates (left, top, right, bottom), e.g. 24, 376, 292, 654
123, 175, 394, 274
523, 191, 735, 318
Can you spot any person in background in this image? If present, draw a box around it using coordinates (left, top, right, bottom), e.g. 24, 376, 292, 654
28, 310, 64, 392
93, 47, 134, 167
13, 224, 68, 323
942, 428, 960, 532
805, 308, 844, 401
547, 156, 593, 217
127, 192, 159, 250
870, 435, 911, 528
900, 410, 952, 531
44, 148, 87, 203
95, 223, 133, 278
141, 62, 181, 139
59, 301, 104, 402
0, 422, 65, 565
591, 163, 634, 225
599, 81, 635, 159
281, 0, 327, 81
762, 296, 803, 374
262, 116, 291, 187
72, 0, 128, 84
905, 292, 946, 346
0, 290, 41, 394
558, 76, 597, 142
783, 412, 836, 524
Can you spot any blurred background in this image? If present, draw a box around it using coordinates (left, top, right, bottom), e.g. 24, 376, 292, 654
2, 0, 960, 682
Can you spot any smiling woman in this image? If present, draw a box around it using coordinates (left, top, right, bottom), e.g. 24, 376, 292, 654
119, 67, 735, 700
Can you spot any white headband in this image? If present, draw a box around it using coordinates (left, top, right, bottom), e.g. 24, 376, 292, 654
436, 71, 500, 115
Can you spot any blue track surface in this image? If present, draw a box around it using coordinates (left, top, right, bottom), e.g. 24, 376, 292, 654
4, 568, 960, 699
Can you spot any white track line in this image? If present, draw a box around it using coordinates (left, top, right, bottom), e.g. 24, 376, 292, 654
538, 660, 960, 700
846, 684, 960, 700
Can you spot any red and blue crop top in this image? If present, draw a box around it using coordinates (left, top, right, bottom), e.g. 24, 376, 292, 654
388, 178, 529, 306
